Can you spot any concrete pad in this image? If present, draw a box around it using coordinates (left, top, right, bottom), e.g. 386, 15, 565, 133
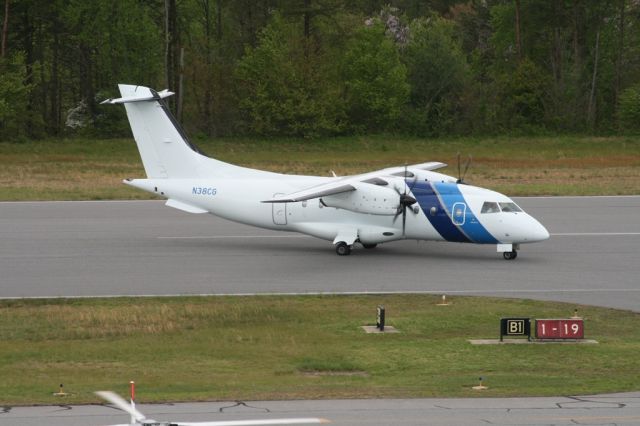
361, 325, 399, 333
469, 339, 598, 344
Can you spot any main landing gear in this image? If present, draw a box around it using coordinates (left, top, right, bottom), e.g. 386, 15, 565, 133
335, 241, 378, 255
335, 241, 351, 256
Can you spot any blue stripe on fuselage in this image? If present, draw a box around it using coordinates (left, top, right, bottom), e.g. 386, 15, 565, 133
411, 181, 499, 244
411, 181, 470, 243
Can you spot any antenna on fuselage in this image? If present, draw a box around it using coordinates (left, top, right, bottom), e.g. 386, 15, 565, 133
456, 152, 472, 184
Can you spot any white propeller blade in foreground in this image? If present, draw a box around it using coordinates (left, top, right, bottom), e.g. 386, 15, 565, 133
95, 391, 146, 423
176, 419, 329, 426
97, 390, 329, 426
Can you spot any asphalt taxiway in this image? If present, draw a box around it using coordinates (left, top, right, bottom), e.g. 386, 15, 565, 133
1, 196, 639, 311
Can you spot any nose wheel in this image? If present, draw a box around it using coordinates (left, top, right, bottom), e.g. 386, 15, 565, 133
503, 250, 518, 260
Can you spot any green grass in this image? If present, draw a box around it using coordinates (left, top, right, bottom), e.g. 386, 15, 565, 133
1, 295, 639, 405
1, 135, 639, 200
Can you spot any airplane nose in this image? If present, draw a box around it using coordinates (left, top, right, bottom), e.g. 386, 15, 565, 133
528, 217, 550, 242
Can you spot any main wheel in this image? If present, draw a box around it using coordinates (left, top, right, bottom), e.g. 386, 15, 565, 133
503, 250, 518, 260
335, 242, 351, 256
362, 243, 377, 249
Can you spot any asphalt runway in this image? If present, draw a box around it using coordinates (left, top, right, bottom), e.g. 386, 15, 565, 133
1, 196, 639, 311
2, 196, 640, 425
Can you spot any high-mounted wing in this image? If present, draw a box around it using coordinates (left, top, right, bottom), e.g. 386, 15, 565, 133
264, 183, 356, 203
261, 162, 448, 205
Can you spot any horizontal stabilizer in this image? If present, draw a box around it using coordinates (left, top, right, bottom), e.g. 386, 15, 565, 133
101, 88, 174, 104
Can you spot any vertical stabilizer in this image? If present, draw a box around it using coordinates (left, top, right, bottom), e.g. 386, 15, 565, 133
107, 84, 202, 179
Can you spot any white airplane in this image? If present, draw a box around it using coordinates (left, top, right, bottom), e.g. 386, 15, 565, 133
95, 390, 329, 426
102, 84, 549, 260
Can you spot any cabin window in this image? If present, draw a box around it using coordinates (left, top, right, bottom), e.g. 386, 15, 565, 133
481, 201, 500, 214
499, 202, 522, 213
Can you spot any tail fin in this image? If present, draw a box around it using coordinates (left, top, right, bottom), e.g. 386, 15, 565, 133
102, 84, 203, 179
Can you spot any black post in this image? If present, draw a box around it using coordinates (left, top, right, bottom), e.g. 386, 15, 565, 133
377, 305, 385, 331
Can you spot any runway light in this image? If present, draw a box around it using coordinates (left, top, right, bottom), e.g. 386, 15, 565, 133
437, 295, 450, 306
53, 383, 68, 396
571, 309, 581, 319
472, 377, 488, 390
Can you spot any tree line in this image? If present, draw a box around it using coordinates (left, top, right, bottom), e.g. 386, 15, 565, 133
1, 0, 639, 141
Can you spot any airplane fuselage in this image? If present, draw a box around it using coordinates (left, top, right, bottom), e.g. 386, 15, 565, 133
126, 170, 549, 249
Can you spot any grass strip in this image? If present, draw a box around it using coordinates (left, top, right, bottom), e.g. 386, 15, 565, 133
1, 135, 639, 201
1, 294, 639, 405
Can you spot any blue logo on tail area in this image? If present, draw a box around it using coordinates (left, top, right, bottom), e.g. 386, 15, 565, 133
411, 181, 498, 244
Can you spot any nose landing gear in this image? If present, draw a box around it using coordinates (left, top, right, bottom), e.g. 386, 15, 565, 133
497, 243, 519, 260
503, 250, 518, 260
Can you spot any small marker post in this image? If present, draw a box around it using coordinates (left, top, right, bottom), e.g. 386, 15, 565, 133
437, 295, 450, 306
571, 309, 581, 319
472, 377, 488, 390
129, 381, 136, 425
53, 383, 68, 396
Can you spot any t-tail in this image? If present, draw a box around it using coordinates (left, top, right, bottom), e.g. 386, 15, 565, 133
102, 85, 272, 191
102, 84, 207, 179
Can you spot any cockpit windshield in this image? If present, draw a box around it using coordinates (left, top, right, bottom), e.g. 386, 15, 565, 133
481, 201, 500, 213
499, 202, 522, 213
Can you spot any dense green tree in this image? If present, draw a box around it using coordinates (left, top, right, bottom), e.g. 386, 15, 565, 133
235, 13, 345, 137
340, 20, 409, 132
0, 53, 32, 140
618, 83, 640, 132
402, 16, 469, 135
0, 0, 639, 138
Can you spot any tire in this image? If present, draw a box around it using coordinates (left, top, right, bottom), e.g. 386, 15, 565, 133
503, 251, 518, 260
335, 242, 351, 256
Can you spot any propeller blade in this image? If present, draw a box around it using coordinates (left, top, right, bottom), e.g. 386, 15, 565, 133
175, 418, 330, 426
408, 174, 418, 192
95, 391, 146, 423
402, 206, 407, 237
456, 152, 461, 182
393, 207, 402, 223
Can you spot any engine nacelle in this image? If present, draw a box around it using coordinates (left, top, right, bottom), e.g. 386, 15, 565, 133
321, 182, 399, 215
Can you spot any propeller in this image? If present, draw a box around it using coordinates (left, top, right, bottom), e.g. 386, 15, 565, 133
96, 391, 147, 423
456, 152, 472, 184
96, 391, 329, 426
393, 165, 418, 237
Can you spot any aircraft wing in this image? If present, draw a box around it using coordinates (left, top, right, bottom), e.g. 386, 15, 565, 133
397, 161, 447, 172
261, 162, 447, 203
264, 182, 356, 203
